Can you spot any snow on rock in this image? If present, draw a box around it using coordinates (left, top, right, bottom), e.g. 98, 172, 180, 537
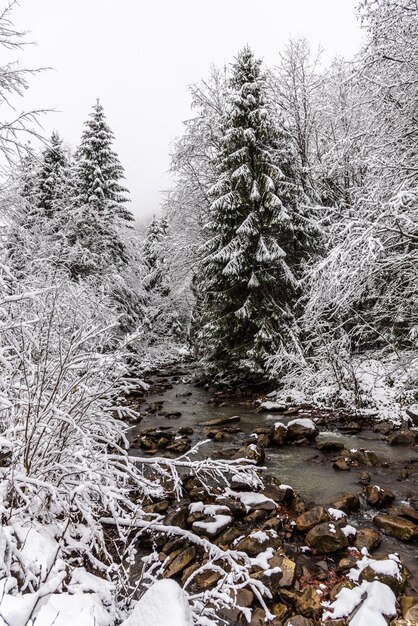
193, 514, 232, 536
189, 502, 229, 516
222, 488, 275, 511
322, 580, 396, 625
249, 547, 276, 570
349, 553, 402, 582
274, 421, 287, 430
249, 530, 270, 543
259, 401, 286, 412
287, 418, 316, 430
341, 524, 357, 538
328, 508, 347, 520
35, 593, 113, 626
121, 579, 193, 626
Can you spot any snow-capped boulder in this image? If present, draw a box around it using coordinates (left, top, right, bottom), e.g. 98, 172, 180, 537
122, 579, 192, 626
286, 418, 319, 441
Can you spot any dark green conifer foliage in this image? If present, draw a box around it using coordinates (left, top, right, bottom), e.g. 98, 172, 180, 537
197, 47, 316, 379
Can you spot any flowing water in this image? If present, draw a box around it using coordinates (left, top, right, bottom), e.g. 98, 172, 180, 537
131, 368, 418, 589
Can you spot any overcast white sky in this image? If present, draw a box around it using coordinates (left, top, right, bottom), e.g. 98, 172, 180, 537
13, 0, 363, 221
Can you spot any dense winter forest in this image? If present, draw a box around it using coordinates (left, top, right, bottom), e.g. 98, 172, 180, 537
0, 0, 417, 625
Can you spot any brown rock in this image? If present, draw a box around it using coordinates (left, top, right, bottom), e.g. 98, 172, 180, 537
143, 500, 169, 515
388, 430, 417, 446
235, 588, 254, 608
249, 608, 281, 626
164, 546, 196, 577
348, 449, 378, 466
374, 514, 418, 542
329, 581, 355, 601
336, 557, 358, 575
364, 484, 395, 508
358, 471, 371, 485
199, 415, 241, 427
330, 493, 360, 513
401, 597, 418, 622
235, 443, 265, 465
360, 560, 407, 594
178, 426, 194, 435
296, 506, 330, 532
305, 522, 349, 553
287, 419, 319, 442
164, 505, 188, 528
272, 423, 287, 446
271, 602, 290, 621
316, 440, 345, 452
284, 616, 314, 626
296, 585, 323, 617
234, 531, 280, 557
333, 457, 351, 471
215, 526, 242, 548
388, 505, 418, 524
193, 568, 222, 590
354, 527, 381, 552
271, 554, 296, 588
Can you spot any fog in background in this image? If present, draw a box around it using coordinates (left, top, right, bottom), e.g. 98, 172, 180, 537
14, 0, 363, 223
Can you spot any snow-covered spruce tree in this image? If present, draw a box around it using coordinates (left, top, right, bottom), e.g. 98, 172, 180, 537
143, 215, 169, 294
7, 135, 73, 282
37, 131, 71, 221
196, 47, 318, 380
68, 100, 134, 278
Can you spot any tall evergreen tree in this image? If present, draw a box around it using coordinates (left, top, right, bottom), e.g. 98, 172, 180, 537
69, 100, 134, 277
75, 100, 132, 222
143, 215, 169, 294
37, 131, 71, 220
196, 47, 317, 380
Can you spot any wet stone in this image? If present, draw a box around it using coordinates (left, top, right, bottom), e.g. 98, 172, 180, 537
178, 426, 194, 435
388, 430, 417, 446
364, 484, 395, 508
286, 419, 319, 442
374, 513, 418, 542
272, 423, 287, 446
296, 506, 330, 532
316, 440, 345, 452
388, 505, 418, 524
333, 457, 351, 471
358, 470, 371, 485
360, 560, 408, 595
354, 527, 381, 551
330, 492, 360, 513
305, 522, 349, 553
198, 415, 241, 427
